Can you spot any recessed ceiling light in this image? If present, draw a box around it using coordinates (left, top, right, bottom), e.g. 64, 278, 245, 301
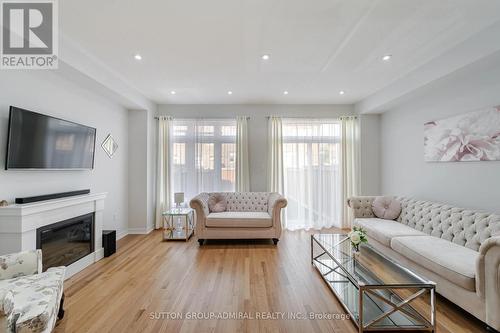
283, 91, 289, 95
134, 54, 142, 60
382, 54, 392, 61
170, 90, 176, 95
339, 90, 345, 95
261, 54, 270, 60
227, 91, 233, 95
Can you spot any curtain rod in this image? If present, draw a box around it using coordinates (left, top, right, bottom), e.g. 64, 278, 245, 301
265, 115, 358, 119
153, 115, 357, 120
154, 116, 250, 120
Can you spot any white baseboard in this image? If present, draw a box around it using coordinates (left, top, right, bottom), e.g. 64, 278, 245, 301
128, 227, 154, 235
116, 229, 128, 240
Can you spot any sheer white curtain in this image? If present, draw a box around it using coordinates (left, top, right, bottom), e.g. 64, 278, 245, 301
282, 119, 342, 230
155, 116, 173, 229
236, 116, 250, 192
267, 116, 284, 193
171, 119, 237, 202
340, 116, 361, 229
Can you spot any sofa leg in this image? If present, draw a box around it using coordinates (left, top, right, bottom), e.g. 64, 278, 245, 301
272, 238, 279, 245
198, 239, 204, 246
58, 293, 65, 320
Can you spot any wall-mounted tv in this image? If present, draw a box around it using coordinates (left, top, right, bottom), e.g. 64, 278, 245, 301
5, 107, 96, 170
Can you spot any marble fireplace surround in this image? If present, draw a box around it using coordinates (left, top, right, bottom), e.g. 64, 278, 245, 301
0, 192, 107, 279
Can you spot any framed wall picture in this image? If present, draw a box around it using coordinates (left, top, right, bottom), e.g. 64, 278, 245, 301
424, 106, 500, 162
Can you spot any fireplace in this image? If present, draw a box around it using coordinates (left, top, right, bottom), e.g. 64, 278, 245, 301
36, 213, 95, 271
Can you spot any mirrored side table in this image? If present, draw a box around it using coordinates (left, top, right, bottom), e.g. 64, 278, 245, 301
162, 208, 194, 241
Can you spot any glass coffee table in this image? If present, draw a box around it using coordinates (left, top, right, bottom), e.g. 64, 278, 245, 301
311, 234, 436, 332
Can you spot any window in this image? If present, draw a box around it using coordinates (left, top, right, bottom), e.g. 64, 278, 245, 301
282, 119, 341, 230
221, 143, 236, 182
172, 119, 237, 201
173, 143, 185, 165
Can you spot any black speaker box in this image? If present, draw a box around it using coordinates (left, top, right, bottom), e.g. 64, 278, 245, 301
102, 230, 116, 257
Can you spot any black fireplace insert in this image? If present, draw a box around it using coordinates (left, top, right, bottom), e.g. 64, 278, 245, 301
36, 213, 94, 270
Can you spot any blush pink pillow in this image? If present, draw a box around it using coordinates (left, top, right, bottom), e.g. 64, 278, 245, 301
372, 196, 402, 220
208, 193, 227, 213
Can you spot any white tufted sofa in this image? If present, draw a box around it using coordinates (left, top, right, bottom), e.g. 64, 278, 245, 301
348, 196, 500, 331
190, 192, 287, 245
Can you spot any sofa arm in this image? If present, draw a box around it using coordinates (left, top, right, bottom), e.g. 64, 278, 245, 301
190, 193, 210, 230
347, 196, 377, 218
268, 193, 287, 234
0, 250, 42, 281
476, 235, 500, 330
268, 193, 287, 216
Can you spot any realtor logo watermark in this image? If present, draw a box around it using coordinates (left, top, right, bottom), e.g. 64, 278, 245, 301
1, 0, 58, 69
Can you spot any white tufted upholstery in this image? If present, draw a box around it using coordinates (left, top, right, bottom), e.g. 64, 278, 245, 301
396, 197, 500, 251
348, 196, 500, 331
190, 192, 287, 243
223, 192, 269, 212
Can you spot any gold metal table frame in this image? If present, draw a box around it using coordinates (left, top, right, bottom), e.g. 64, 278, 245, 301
311, 234, 436, 333
162, 208, 195, 241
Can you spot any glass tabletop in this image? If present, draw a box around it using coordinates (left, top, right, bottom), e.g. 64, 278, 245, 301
163, 207, 193, 216
312, 233, 430, 286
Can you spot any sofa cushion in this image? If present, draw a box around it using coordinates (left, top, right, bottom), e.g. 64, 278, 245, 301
372, 196, 401, 220
208, 193, 227, 213
391, 236, 478, 291
0, 266, 65, 332
354, 218, 427, 247
0, 250, 40, 280
206, 212, 272, 228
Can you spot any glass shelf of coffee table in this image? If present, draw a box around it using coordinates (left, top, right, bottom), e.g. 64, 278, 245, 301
311, 233, 436, 333
162, 208, 194, 241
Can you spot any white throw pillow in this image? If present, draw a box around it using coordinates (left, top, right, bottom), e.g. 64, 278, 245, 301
208, 193, 227, 213
372, 196, 402, 220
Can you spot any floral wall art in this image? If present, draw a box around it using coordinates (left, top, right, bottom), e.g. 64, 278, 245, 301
424, 106, 500, 162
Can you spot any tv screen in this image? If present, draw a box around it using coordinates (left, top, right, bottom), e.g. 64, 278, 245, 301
5, 107, 96, 170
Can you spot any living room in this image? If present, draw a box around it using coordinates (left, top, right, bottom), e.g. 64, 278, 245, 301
0, 1, 499, 333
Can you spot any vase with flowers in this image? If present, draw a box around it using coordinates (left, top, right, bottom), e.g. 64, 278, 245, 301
348, 226, 368, 254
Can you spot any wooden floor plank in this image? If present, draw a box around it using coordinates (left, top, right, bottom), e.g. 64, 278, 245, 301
54, 229, 487, 333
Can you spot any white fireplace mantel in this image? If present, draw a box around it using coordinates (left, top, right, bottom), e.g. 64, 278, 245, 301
0, 192, 107, 279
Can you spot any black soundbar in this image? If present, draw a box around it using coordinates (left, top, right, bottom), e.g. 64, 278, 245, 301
15, 189, 91, 204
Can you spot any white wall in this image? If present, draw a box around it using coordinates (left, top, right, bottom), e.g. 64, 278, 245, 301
127, 110, 148, 233
0, 70, 130, 237
127, 108, 157, 234
360, 114, 380, 196
379, 51, 500, 213
158, 104, 379, 194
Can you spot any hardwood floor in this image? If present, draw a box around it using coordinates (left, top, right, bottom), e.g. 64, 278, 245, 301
55, 229, 487, 333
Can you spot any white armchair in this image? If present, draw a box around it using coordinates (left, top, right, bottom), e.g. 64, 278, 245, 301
0, 250, 65, 333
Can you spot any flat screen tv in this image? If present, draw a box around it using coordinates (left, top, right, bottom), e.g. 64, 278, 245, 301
5, 107, 96, 170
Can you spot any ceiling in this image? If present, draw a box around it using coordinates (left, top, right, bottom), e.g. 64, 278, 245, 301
60, 0, 500, 105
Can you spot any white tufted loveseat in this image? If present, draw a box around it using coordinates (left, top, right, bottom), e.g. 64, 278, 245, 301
190, 192, 287, 245
348, 196, 500, 331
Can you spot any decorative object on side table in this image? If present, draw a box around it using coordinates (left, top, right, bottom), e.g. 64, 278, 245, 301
174, 192, 185, 207
162, 207, 194, 241
348, 226, 368, 253
0, 200, 8, 207
101, 134, 118, 158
